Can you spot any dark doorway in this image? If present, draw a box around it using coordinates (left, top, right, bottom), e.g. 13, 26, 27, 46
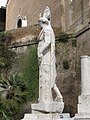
17, 19, 22, 28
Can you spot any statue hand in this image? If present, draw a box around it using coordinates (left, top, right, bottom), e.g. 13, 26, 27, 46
38, 52, 43, 58
38, 53, 43, 64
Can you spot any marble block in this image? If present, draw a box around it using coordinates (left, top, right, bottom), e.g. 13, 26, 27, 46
78, 95, 90, 105
32, 102, 64, 113
22, 113, 60, 120
74, 113, 90, 120
78, 90, 90, 113
22, 113, 72, 120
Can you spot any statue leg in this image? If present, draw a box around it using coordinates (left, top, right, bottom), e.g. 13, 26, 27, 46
53, 84, 63, 102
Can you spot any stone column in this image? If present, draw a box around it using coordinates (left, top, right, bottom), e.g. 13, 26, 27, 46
78, 55, 90, 113
81, 55, 90, 95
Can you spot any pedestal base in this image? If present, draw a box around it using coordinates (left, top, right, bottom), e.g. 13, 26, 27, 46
74, 113, 90, 120
22, 113, 71, 120
74, 95, 90, 120
78, 95, 90, 113
32, 102, 64, 113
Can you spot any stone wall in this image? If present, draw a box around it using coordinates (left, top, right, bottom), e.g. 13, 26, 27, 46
55, 38, 77, 117
6, 0, 63, 30
65, 0, 90, 32
6, 0, 90, 33
55, 23, 90, 117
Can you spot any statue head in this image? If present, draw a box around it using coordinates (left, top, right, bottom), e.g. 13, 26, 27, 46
38, 6, 51, 28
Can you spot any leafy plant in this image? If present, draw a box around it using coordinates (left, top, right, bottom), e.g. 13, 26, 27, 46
0, 32, 12, 44
56, 32, 69, 43
0, 110, 9, 120
22, 45, 39, 101
0, 32, 16, 74
0, 73, 28, 119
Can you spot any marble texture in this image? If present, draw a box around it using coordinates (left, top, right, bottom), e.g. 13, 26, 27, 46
78, 56, 90, 113
37, 6, 63, 104
74, 56, 90, 120
32, 6, 64, 113
22, 6, 65, 120
22, 113, 72, 120
81, 56, 90, 95
32, 102, 64, 113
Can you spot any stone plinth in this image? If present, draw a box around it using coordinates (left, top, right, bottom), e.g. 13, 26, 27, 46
78, 95, 90, 113
22, 113, 71, 120
32, 102, 64, 113
22, 113, 60, 120
74, 113, 90, 120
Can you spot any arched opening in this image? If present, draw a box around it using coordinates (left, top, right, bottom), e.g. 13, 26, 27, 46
16, 16, 27, 29
17, 19, 22, 28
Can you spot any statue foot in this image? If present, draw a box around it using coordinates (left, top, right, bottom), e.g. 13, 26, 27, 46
54, 97, 63, 102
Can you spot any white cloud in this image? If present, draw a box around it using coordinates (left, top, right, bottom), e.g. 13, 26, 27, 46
0, 0, 7, 7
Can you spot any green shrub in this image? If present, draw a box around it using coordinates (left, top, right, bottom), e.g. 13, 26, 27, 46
22, 45, 39, 101
14, 45, 39, 102
56, 32, 69, 43
0, 32, 15, 74
0, 73, 28, 120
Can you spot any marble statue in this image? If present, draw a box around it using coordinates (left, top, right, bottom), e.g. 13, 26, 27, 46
31, 6, 64, 114
22, 6, 66, 120
37, 6, 63, 103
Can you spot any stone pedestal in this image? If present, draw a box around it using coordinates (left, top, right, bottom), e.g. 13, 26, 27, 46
78, 95, 90, 113
32, 102, 64, 113
22, 113, 71, 120
74, 113, 90, 120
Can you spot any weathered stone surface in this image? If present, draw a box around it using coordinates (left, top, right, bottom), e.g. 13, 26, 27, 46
6, 0, 63, 30
80, 56, 90, 95
22, 113, 72, 120
74, 55, 90, 120
77, 56, 90, 114
78, 95, 90, 105
74, 113, 90, 120
32, 102, 64, 113
35, 6, 64, 114
65, 0, 90, 32
22, 6, 65, 120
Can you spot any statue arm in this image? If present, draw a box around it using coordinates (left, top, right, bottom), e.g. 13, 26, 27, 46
40, 30, 51, 54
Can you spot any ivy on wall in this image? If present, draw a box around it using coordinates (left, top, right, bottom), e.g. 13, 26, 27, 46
23, 45, 39, 101
56, 32, 69, 43
14, 45, 39, 102
56, 32, 77, 47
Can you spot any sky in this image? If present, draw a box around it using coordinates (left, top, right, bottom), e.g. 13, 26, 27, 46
0, 0, 7, 7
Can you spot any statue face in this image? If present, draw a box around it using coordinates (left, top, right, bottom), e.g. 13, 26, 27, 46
38, 22, 46, 28
38, 17, 48, 28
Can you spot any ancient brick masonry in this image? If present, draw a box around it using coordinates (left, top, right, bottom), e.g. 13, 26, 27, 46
6, 0, 63, 30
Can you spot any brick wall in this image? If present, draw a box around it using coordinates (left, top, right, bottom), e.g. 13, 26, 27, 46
65, 0, 90, 32
6, 0, 63, 30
